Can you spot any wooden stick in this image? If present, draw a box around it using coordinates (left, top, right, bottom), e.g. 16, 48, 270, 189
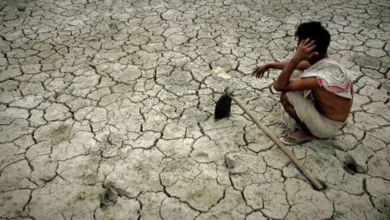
231, 95, 324, 190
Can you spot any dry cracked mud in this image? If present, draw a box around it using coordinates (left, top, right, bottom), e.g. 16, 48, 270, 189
0, 0, 389, 219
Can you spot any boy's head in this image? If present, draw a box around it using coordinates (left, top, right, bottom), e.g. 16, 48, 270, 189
295, 21, 331, 57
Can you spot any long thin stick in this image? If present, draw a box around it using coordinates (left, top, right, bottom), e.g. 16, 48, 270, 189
231, 96, 324, 190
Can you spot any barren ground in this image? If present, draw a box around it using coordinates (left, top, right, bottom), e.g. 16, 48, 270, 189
0, 0, 389, 219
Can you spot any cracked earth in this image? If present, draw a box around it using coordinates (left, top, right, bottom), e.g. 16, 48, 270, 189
0, 0, 389, 219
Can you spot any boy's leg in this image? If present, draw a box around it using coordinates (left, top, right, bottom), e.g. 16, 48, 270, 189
280, 93, 313, 136
279, 70, 303, 131
280, 92, 317, 145
280, 91, 344, 145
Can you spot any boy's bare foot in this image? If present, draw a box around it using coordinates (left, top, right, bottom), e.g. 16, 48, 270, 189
279, 130, 316, 146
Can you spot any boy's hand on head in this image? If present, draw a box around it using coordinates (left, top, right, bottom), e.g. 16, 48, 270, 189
293, 38, 318, 62
252, 64, 269, 78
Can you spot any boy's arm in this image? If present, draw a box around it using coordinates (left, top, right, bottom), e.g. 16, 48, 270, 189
268, 60, 311, 70
276, 77, 321, 92
252, 60, 311, 78
274, 39, 318, 91
273, 59, 321, 92
273, 58, 300, 91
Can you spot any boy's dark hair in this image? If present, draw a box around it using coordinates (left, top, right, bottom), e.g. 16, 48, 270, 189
295, 21, 331, 55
